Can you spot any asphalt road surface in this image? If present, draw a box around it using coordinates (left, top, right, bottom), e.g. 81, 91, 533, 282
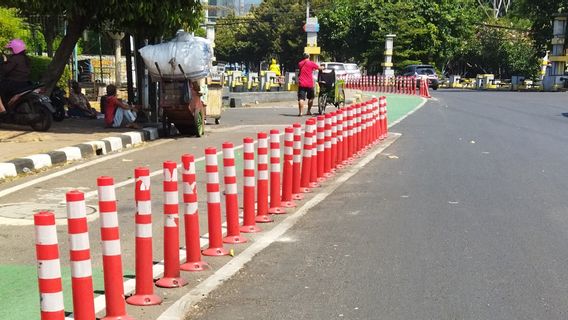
188, 90, 568, 320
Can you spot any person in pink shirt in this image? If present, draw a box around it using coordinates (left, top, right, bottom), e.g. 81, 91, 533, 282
297, 53, 322, 116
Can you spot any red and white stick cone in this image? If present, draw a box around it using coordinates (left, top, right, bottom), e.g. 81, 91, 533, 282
34, 211, 65, 320
344, 106, 354, 164
362, 102, 370, 150
374, 98, 381, 143
330, 111, 338, 170
97, 176, 135, 319
222, 142, 248, 243
356, 103, 363, 155
180, 155, 209, 271
336, 109, 345, 169
65, 191, 97, 317
351, 104, 359, 157
291, 123, 305, 200
299, 119, 315, 193
370, 98, 379, 144
310, 118, 321, 188
255, 132, 273, 223
323, 113, 333, 178
202, 148, 231, 255
315, 115, 325, 183
380, 96, 387, 139
281, 126, 297, 208
241, 137, 262, 233
268, 129, 286, 214
155, 163, 188, 287
127, 168, 162, 304
383, 97, 389, 138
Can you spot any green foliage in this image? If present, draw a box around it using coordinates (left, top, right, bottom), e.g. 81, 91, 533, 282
29, 55, 71, 88
0, 7, 31, 49
3, 0, 204, 91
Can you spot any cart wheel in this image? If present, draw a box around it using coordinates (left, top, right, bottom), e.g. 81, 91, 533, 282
194, 109, 205, 137
215, 117, 220, 125
318, 93, 328, 115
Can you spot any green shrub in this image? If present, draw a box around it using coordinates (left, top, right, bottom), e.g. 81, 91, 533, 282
29, 55, 71, 89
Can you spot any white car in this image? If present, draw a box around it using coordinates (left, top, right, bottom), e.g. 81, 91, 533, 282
344, 63, 362, 78
321, 62, 347, 77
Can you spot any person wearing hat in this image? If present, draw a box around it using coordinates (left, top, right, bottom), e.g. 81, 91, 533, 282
0, 39, 31, 114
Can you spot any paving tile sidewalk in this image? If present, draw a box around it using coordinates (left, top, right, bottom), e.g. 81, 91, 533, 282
0, 118, 159, 180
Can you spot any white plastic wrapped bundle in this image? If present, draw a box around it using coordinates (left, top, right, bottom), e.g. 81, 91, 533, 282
139, 32, 214, 80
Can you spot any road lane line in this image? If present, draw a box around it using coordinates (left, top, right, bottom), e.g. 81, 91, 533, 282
156, 133, 402, 320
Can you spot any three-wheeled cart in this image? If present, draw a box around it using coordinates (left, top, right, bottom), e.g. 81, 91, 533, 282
155, 64, 206, 137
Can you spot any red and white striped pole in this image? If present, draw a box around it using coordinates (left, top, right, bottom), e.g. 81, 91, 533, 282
336, 109, 345, 169
300, 118, 315, 193
127, 168, 162, 304
222, 142, 248, 243
323, 113, 333, 178
281, 126, 297, 207
371, 98, 379, 144
330, 111, 338, 170
310, 117, 321, 188
34, 211, 65, 320
356, 103, 364, 154
180, 155, 209, 271
156, 163, 188, 287
203, 147, 231, 255
362, 102, 370, 150
291, 123, 304, 200
344, 106, 354, 164
374, 98, 381, 143
97, 176, 135, 319
316, 115, 325, 182
384, 96, 389, 138
268, 129, 286, 214
241, 137, 262, 233
380, 96, 388, 139
66, 191, 97, 317
256, 132, 273, 223
352, 104, 360, 155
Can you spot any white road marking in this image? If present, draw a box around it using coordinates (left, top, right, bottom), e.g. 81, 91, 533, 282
157, 133, 402, 320
0, 140, 173, 201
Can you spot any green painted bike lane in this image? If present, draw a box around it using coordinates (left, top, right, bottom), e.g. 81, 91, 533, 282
0, 93, 424, 319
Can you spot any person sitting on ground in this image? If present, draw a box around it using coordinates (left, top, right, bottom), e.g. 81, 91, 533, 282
67, 81, 98, 119
103, 84, 141, 129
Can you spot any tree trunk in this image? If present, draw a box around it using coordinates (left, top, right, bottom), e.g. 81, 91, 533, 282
41, 16, 89, 94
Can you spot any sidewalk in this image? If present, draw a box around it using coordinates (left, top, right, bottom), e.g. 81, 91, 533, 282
0, 118, 159, 180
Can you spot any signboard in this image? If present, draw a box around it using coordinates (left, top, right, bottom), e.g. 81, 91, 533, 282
304, 17, 320, 33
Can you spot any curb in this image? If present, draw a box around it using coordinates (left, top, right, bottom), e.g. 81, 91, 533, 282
0, 127, 159, 181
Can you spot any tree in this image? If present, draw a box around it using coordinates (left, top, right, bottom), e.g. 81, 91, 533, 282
3, 0, 203, 92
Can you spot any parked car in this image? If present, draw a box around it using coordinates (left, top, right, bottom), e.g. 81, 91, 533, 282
401, 64, 439, 90
321, 62, 347, 77
344, 63, 362, 78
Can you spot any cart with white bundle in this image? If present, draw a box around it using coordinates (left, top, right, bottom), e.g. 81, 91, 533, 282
139, 32, 214, 136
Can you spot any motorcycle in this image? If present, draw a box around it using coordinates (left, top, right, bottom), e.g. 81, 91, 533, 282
0, 83, 56, 131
